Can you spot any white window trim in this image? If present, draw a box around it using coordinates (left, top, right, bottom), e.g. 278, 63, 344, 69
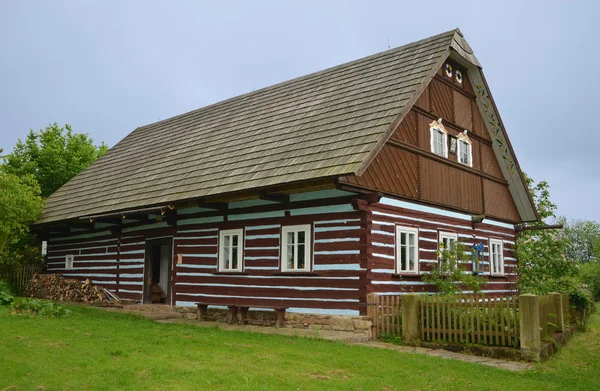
457, 138, 473, 167
281, 224, 312, 272
218, 228, 244, 272
429, 123, 448, 158
395, 226, 419, 274
65, 254, 74, 270
489, 239, 505, 276
439, 232, 458, 252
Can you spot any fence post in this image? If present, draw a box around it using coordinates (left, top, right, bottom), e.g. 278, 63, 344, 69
366, 293, 377, 340
561, 293, 570, 326
549, 292, 565, 332
402, 294, 421, 345
519, 294, 541, 361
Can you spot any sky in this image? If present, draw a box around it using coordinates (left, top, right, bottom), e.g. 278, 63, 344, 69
1, 1, 598, 221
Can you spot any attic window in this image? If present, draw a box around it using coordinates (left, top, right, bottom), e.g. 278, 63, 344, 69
457, 131, 473, 167
429, 120, 448, 158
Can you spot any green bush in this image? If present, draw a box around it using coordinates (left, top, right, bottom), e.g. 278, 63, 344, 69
568, 285, 595, 332
579, 262, 600, 301
10, 298, 71, 318
0, 279, 14, 305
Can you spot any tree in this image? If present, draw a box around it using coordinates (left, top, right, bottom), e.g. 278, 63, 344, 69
557, 217, 600, 263
516, 175, 577, 294
0, 170, 44, 264
2, 123, 108, 198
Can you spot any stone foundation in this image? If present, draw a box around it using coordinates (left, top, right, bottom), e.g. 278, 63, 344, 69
116, 304, 372, 336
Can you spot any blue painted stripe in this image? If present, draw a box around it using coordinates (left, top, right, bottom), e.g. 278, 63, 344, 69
314, 238, 360, 243
245, 224, 281, 231
314, 226, 360, 232
313, 264, 364, 271
175, 293, 359, 302
289, 189, 356, 202
373, 253, 394, 260
229, 211, 285, 221
177, 216, 225, 226
244, 256, 279, 260
123, 222, 168, 233
177, 228, 218, 233
379, 197, 516, 229
291, 204, 355, 216
175, 282, 357, 291
314, 219, 361, 225
246, 234, 279, 240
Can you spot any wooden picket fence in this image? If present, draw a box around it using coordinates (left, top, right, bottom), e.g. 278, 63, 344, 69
420, 294, 520, 347
0, 264, 43, 295
367, 294, 402, 339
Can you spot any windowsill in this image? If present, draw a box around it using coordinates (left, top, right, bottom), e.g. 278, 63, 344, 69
212, 271, 248, 275
273, 271, 318, 276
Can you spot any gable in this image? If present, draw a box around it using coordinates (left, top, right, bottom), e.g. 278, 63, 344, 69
339, 57, 527, 223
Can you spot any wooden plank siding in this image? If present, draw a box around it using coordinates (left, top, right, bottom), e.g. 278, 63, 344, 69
365, 198, 518, 296
339, 59, 521, 223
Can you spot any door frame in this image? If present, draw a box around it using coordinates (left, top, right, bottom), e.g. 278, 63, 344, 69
143, 237, 174, 304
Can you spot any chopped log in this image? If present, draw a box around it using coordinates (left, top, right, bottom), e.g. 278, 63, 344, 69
25, 273, 123, 305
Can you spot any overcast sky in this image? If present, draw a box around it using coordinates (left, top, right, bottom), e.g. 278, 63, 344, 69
1, 1, 598, 221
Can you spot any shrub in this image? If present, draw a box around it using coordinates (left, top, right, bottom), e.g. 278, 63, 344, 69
0, 279, 14, 305
423, 242, 485, 296
568, 285, 595, 332
579, 262, 600, 301
10, 297, 71, 318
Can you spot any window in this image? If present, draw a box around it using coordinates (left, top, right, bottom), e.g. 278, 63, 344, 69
489, 239, 504, 276
429, 120, 448, 157
457, 139, 472, 166
281, 225, 311, 272
439, 232, 458, 253
41, 241, 48, 257
396, 226, 419, 274
218, 229, 244, 272
65, 254, 74, 270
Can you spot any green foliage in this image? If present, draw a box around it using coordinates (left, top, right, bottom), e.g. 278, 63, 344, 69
579, 262, 600, 301
0, 170, 45, 264
2, 123, 108, 198
569, 285, 596, 332
0, 280, 14, 305
423, 241, 485, 296
10, 298, 71, 318
558, 217, 600, 263
517, 175, 577, 294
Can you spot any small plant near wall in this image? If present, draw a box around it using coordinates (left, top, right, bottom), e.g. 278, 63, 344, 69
0, 280, 14, 305
10, 298, 71, 318
423, 242, 485, 296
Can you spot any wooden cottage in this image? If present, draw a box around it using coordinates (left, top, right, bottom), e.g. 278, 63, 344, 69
34, 29, 537, 317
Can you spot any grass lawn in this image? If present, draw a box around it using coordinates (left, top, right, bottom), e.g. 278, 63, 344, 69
0, 305, 599, 390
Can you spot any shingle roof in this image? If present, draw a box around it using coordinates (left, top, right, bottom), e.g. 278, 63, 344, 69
39, 29, 461, 224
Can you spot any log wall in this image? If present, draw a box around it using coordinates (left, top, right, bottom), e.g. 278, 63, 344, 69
365, 197, 518, 296
46, 190, 366, 315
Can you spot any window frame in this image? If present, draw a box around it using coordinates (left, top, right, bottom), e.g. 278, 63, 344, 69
218, 228, 244, 272
280, 224, 312, 272
429, 121, 448, 158
65, 254, 74, 270
395, 226, 419, 275
489, 239, 505, 276
438, 232, 458, 254
457, 138, 473, 167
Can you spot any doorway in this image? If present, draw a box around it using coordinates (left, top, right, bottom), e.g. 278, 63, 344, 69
143, 238, 173, 304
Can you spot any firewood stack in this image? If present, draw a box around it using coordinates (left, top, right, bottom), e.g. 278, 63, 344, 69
25, 273, 121, 305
